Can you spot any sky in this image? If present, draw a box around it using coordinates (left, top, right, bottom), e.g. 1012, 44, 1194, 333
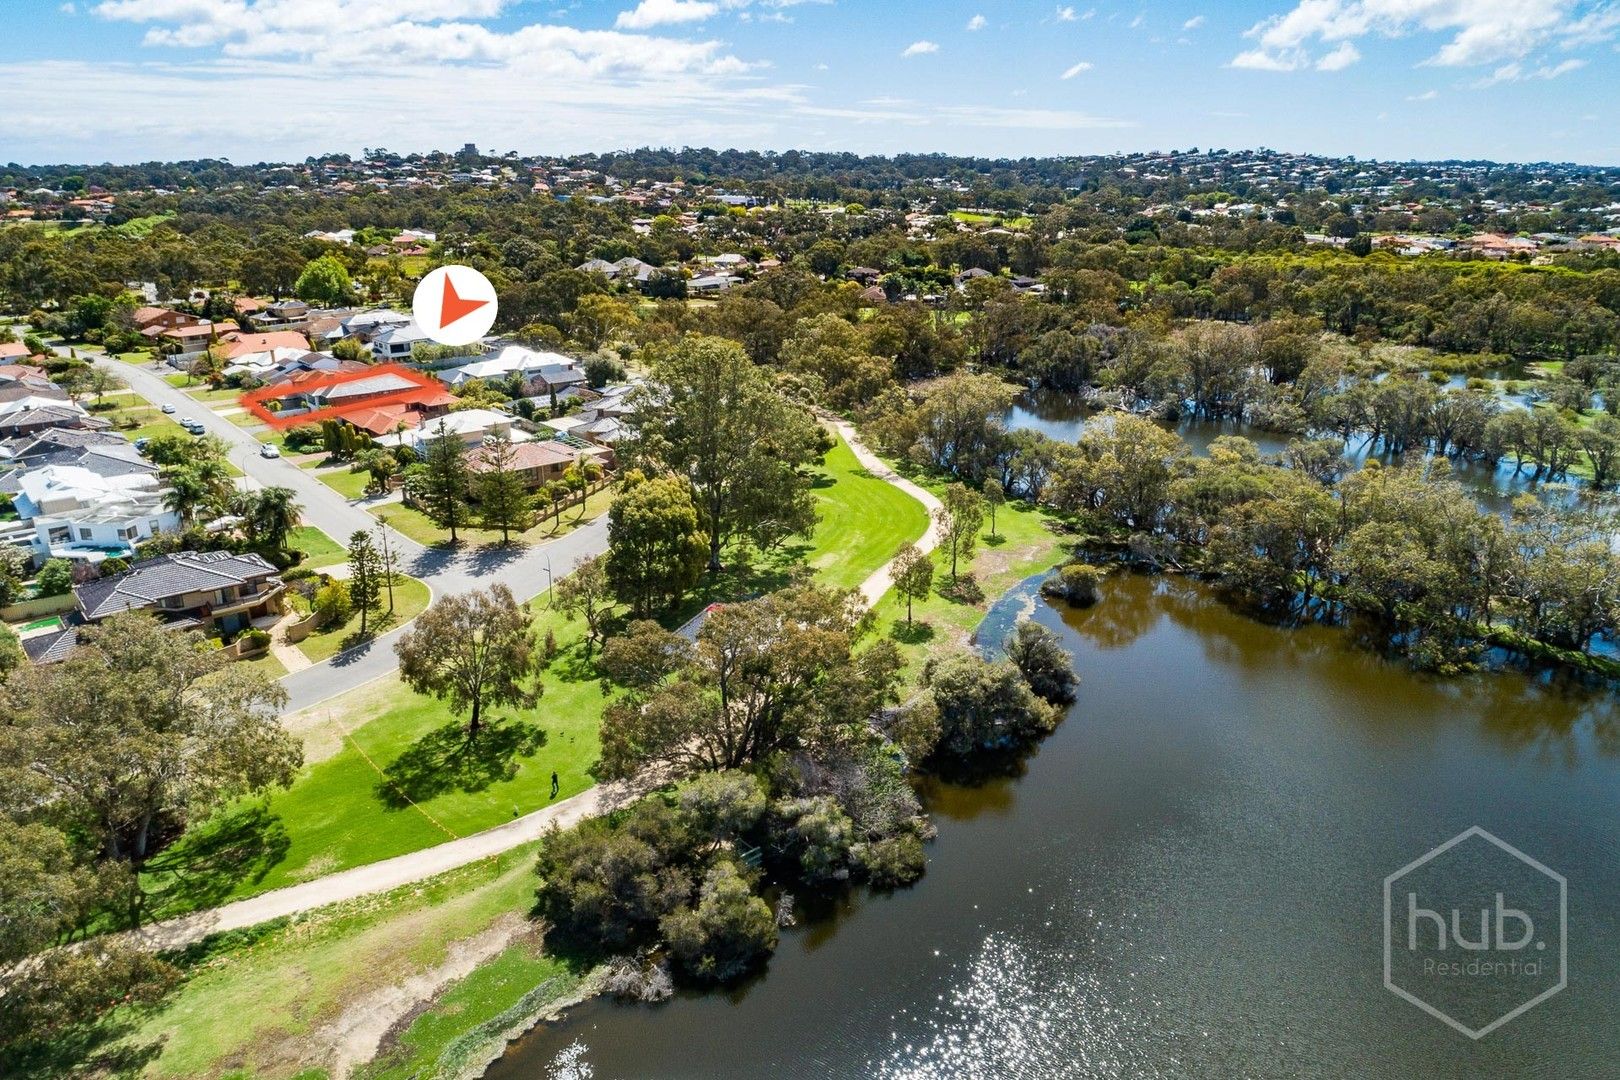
3, 0, 1619, 167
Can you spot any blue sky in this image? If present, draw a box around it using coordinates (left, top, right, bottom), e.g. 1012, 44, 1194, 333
4, 0, 1619, 166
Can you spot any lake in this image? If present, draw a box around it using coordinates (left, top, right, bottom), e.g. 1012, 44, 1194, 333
488, 572, 1620, 1079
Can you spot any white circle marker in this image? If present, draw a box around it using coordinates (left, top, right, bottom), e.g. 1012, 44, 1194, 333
412, 265, 498, 347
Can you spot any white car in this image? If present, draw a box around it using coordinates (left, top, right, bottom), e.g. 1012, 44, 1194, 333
259, 443, 281, 459
161, 403, 176, 414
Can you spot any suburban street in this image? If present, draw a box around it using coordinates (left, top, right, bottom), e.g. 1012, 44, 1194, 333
67, 343, 611, 712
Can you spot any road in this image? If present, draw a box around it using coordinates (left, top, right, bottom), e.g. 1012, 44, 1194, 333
72, 346, 610, 712
118, 415, 933, 951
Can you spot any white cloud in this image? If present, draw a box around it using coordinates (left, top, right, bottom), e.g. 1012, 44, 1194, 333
1406, 88, 1440, 100
1183, 15, 1205, 30
1055, 6, 1077, 22
1060, 60, 1094, 78
615, 0, 718, 29
966, 14, 987, 31
1315, 40, 1360, 69
1474, 56, 1588, 85
901, 39, 938, 57
1233, 0, 1620, 72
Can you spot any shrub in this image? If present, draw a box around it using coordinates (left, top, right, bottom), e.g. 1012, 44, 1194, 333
1041, 563, 1104, 607
239, 628, 273, 650
920, 650, 1058, 756
660, 861, 777, 983
312, 580, 353, 627
33, 558, 74, 598
1004, 621, 1080, 705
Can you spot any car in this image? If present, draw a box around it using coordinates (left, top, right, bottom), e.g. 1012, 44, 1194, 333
259, 443, 281, 459
134, 437, 149, 452
161, 403, 176, 414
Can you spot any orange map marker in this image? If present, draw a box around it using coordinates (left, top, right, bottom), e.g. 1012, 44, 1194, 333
439, 275, 490, 328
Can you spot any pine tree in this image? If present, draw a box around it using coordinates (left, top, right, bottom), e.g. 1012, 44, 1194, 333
347, 530, 383, 635
475, 433, 534, 543
420, 420, 471, 543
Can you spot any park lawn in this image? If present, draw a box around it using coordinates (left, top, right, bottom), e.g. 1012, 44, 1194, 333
125, 843, 568, 1080
288, 525, 348, 569
140, 608, 605, 917
294, 574, 431, 663
801, 435, 929, 593
318, 467, 373, 500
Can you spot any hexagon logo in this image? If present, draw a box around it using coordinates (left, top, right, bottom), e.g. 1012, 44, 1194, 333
1383, 826, 1566, 1039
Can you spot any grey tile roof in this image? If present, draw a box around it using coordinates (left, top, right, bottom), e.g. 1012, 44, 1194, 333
75, 551, 280, 619
22, 627, 79, 664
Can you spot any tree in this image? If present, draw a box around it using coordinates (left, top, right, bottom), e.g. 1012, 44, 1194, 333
395, 585, 539, 740
474, 433, 534, 543
597, 584, 901, 779
0, 623, 22, 679
933, 483, 985, 582
627, 336, 821, 571
553, 554, 612, 658
605, 471, 710, 617
1004, 621, 1079, 704
418, 421, 471, 543
233, 485, 301, 550
347, 530, 384, 636
294, 254, 353, 306
313, 579, 353, 626
919, 650, 1057, 757
3, 614, 297, 889
982, 476, 1006, 538
34, 557, 74, 597
660, 861, 777, 982
891, 543, 934, 625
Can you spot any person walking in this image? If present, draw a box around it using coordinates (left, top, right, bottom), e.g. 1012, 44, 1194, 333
550, 770, 560, 799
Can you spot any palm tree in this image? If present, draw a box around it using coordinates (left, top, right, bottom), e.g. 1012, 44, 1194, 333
236, 486, 302, 549
162, 467, 211, 524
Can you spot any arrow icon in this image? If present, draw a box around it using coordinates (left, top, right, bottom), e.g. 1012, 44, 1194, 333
438, 273, 490, 329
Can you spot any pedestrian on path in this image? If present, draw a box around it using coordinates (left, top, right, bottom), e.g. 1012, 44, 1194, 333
551, 770, 560, 799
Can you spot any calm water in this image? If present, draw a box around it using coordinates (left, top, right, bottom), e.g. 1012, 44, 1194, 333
489, 573, 1620, 1079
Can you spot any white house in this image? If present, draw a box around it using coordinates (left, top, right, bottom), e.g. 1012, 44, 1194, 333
9, 464, 180, 564
437, 345, 583, 390
376, 408, 526, 452
370, 320, 434, 361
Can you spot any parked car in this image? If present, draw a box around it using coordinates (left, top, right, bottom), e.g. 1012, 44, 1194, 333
259, 443, 281, 459
161, 403, 176, 414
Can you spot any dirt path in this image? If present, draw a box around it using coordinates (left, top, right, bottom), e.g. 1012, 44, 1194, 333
127, 422, 932, 951
317, 913, 528, 1080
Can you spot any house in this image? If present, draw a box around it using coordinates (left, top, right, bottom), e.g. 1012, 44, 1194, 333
437, 346, 585, 394
0, 342, 31, 363
240, 363, 456, 433
847, 267, 882, 285
0, 394, 101, 438
7, 462, 179, 563
466, 439, 593, 490
132, 307, 193, 332
73, 551, 285, 634
378, 408, 521, 451
688, 274, 741, 294
219, 331, 312, 359
341, 309, 413, 341
370, 320, 433, 361
0, 362, 50, 383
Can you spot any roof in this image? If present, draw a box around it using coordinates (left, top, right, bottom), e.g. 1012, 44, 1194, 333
0, 343, 30, 360
313, 372, 419, 401
222, 331, 311, 358
22, 627, 79, 665
467, 439, 575, 474
342, 403, 423, 435
75, 551, 280, 620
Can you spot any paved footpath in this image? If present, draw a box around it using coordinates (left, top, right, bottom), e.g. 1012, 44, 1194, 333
125, 419, 933, 951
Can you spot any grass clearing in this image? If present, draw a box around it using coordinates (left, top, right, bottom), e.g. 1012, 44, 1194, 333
801, 435, 930, 593
127, 844, 561, 1080
318, 466, 373, 501
288, 525, 348, 569
292, 574, 431, 663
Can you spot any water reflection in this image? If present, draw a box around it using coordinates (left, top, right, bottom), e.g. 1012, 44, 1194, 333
490, 574, 1620, 1080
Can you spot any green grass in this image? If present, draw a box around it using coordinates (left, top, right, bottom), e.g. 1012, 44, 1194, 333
128, 843, 550, 1080
317, 467, 373, 501
363, 937, 582, 1080
100, 401, 188, 442
293, 574, 431, 663
801, 436, 930, 593
238, 650, 290, 679
288, 526, 348, 570
371, 486, 615, 548
869, 476, 1070, 678
188, 385, 243, 403
141, 606, 603, 917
